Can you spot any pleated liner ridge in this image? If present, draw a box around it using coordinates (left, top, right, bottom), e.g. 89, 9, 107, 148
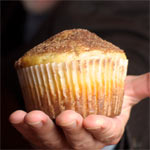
17, 58, 128, 118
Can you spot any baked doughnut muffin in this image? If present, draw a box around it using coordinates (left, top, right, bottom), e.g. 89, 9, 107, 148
15, 29, 128, 118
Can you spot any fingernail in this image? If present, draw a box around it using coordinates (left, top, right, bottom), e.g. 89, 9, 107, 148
60, 121, 76, 129
27, 121, 43, 129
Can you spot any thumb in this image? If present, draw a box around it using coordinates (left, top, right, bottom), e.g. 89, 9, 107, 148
125, 72, 150, 105
83, 115, 125, 145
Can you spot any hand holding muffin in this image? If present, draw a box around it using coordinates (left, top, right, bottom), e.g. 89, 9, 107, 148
9, 73, 150, 149
10, 29, 149, 149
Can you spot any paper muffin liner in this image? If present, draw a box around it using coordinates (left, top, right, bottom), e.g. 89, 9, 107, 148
17, 58, 128, 118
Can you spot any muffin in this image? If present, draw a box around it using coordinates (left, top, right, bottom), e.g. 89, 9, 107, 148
15, 29, 128, 118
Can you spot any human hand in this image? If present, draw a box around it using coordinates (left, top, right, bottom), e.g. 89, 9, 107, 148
9, 73, 150, 150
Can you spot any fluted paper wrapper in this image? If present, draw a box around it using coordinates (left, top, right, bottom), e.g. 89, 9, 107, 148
17, 58, 128, 118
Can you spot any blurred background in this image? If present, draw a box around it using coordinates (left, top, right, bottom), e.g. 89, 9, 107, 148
1, 0, 149, 149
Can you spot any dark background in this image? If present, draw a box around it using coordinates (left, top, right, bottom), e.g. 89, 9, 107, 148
1, 1, 149, 149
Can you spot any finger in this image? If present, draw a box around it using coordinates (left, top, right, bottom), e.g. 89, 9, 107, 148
9, 110, 31, 138
24, 110, 68, 149
9, 110, 27, 125
83, 115, 125, 145
125, 73, 150, 105
56, 110, 101, 150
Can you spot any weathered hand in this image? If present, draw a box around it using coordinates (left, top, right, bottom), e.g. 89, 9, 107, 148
9, 73, 150, 150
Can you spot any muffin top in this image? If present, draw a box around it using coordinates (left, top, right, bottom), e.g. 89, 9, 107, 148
15, 29, 126, 68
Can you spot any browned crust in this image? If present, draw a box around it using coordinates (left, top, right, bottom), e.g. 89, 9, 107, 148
24, 29, 123, 55
15, 29, 125, 68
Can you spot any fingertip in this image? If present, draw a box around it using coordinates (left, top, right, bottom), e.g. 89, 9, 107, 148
56, 110, 83, 127
9, 110, 27, 124
24, 110, 49, 125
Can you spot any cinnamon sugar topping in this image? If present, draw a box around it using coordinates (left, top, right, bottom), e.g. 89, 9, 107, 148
24, 29, 123, 56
